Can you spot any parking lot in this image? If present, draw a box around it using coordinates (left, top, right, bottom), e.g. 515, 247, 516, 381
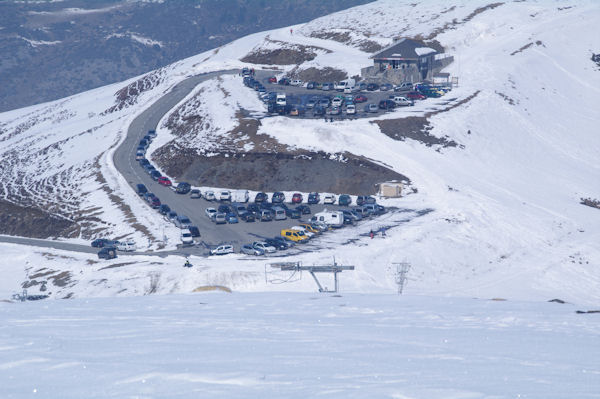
244, 70, 451, 120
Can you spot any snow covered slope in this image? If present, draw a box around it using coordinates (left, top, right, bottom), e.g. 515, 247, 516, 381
0, 0, 598, 304
1, 292, 599, 398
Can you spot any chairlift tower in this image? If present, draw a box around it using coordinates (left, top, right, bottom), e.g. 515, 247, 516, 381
393, 262, 411, 295
268, 259, 354, 293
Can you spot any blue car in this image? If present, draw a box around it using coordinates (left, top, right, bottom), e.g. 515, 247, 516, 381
226, 213, 238, 224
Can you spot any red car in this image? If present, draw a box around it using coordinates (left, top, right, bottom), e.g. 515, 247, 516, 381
353, 94, 367, 103
406, 91, 426, 100
292, 193, 303, 204
268, 76, 277, 83
158, 176, 172, 186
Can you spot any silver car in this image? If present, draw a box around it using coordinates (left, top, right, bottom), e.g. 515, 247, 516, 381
241, 244, 264, 256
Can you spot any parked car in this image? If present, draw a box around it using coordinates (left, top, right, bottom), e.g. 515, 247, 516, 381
338, 194, 352, 206
331, 96, 344, 107
291, 225, 315, 239
136, 184, 147, 196
190, 189, 201, 199
290, 79, 303, 86
150, 170, 162, 180
379, 99, 396, 110
205, 207, 217, 219
306, 81, 317, 89
296, 205, 311, 215
265, 237, 291, 250
406, 91, 427, 100
139, 158, 150, 166
241, 244, 264, 256
210, 244, 234, 255
158, 176, 172, 186
358, 82, 368, 91
188, 226, 201, 238
318, 98, 331, 108
241, 212, 255, 222
226, 213, 239, 224
217, 191, 230, 202
281, 229, 309, 243
328, 106, 341, 115
356, 196, 368, 206
268, 76, 277, 83
204, 190, 216, 201
323, 194, 336, 204
176, 182, 191, 194
380, 83, 393, 91
366, 83, 379, 91
394, 82, 414, 92
135, 150, 145, 160
117, 240, 136, 252
150, 196, 161, 208
285, 208, 301, 219
218, 204, 232, 214
291, 193, 303, 204
147, 129, 157, 138
247, 203, 260, 216
98, 246, 117, 260
278, 77, 290, 85
390, 96, 413, 106
91, 238, 110, 248
254, 192, 267, 203
346, 104, 356, 114
306, 98, 317, 109
213, 213, 227, 224
354, 94, 368, 103
260, 209, 273, 222
271, 191, 285, 204
299, 223, 320, 235
167, 211, 178, 222
307, 192, 320, 204
250, 241, 274, 254
175, 215, 192, 229
158, 204, 171, 215
364, 103, 379, 113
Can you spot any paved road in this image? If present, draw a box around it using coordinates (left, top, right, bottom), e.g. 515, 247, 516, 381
115, 69, 338, 254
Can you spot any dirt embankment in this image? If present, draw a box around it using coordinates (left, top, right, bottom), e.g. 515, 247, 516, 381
287, 67, 348, 83
241, 41, 330, 65
0, 199, 76, 238
176, 152, 407, 195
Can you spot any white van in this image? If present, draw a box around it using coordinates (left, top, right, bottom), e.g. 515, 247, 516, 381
276, 93, 286, 106
335, 78, 356, 91
312, 210, 344, 228
273, 206, 287, 221
232, 190, 249, 203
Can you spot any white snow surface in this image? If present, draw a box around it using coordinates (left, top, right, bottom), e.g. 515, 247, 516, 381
0, 0, 598, 306
0, 292, 599, 398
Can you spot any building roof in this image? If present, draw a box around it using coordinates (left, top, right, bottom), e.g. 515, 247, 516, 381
371, 38, 437, 61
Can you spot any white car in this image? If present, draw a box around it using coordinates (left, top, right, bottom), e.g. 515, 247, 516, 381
116, 240, 136, 252
323, 194, 336, 204
346, 104, 356, 114
391, 96, 413, 106
204, 190, 216, 201
252, 241, 276, 254
290, 79, 303, 86
331, 97, 343, 107
210, 244, 234, 255
291, 226, 315, 239
180, 229, 193, 245
205, 207, 217, 219
218, 190, 231, 202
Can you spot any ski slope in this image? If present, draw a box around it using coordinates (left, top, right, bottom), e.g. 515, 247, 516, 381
1, 292, 598, 398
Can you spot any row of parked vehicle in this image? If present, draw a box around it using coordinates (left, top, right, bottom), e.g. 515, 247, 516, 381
245, 71, 450, 118
91, 238, 137, 259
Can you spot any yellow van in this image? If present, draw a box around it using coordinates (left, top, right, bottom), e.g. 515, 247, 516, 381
281, 229, 309, 243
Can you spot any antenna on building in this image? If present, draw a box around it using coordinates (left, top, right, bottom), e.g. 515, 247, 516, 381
393, 262, 411, 295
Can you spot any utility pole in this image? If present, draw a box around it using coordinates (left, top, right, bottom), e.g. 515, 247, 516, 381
393, 262, 410, 295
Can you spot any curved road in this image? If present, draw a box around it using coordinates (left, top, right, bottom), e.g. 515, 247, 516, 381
0, 70, 336, 256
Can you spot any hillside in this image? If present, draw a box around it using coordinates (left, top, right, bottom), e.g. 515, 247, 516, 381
0, 0, 372, 112
0, 0, 598, 306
